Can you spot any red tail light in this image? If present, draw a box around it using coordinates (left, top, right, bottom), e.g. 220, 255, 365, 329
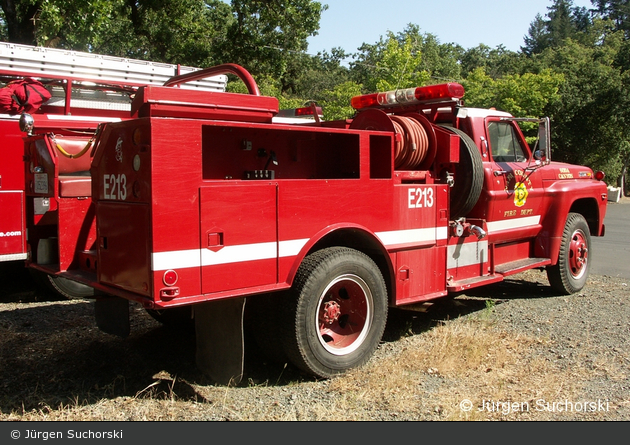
163, 269, 178, 286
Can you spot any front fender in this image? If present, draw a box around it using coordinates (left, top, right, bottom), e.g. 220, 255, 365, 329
536, 179, 608, 263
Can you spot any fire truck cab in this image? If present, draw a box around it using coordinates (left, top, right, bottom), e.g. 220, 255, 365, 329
20, 63, 607, 385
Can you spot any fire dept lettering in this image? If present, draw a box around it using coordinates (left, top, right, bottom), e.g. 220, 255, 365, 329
558, 167, 574, 179
408, 187, 434, 209
103, 174, 127, 200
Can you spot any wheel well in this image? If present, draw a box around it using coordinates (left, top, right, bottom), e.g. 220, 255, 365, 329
569, 198, 600, 235
309, 228, 395, 305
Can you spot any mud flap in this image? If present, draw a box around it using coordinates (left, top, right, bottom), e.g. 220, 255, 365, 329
194, 297, 246, 386
94, 296, 130, 338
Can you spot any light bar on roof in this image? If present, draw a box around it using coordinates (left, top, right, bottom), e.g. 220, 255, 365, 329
351, 83, 465, 110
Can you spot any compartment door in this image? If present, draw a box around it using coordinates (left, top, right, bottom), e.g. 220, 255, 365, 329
200, 184, 278, 294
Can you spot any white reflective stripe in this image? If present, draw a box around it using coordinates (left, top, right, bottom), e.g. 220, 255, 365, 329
152, 249, 200, 271
376, 227, 447, 246
0, 253, 28, 262
201, 242, 276, 266
486, 215, 541, 233
151, 228, 446, 271
279, 238, 309, 257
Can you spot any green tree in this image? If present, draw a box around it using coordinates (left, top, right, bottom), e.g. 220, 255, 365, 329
460, 44, 525, 78
594, 0, 630, 37
350, 27, 433, 94
522, 0, 595, 55
289, 48, 351, 101
0, 0, 325, 72
318, 80, 363, 121
462, 67, 563, 118
216, 0, 326, 88
535, 35, 629, 180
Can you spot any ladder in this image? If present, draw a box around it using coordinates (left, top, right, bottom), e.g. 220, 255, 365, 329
0, 42, 228, 113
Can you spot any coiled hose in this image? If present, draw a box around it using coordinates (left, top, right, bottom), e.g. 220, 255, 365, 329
390, 115, 430, 170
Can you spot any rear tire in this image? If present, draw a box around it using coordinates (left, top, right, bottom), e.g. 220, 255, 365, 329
47, 275, 95, 299
281, 247, 388, 378
29, 270, 95, 300
547, 213, 591, 295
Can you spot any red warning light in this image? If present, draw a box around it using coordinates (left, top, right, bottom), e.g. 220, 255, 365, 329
351, 83, 465, 110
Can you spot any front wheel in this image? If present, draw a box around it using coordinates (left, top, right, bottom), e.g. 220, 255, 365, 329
547, 213, 592, 295
282, 247, 388, 378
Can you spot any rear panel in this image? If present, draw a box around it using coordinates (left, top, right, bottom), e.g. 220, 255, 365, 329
0, 119, 27, 261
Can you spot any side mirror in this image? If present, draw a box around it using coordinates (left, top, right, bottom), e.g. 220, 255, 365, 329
536, 117, 551, 164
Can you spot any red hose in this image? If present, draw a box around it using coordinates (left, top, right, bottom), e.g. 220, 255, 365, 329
390, 115, 430, 170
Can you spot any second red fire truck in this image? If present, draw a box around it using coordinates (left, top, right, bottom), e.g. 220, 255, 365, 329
19, 61, 607, 385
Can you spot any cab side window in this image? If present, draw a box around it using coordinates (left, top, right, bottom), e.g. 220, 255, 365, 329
487, 121, 527, 162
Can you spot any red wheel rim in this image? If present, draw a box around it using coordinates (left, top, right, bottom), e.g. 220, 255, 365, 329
568, 229, 588, 279
316, 274, 373, 356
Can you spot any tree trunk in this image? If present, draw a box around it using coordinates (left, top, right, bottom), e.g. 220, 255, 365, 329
0, 0, 41, 45
620, 152, 630, 197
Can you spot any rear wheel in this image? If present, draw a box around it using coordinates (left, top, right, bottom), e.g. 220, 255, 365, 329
281, 247, 388, 378
547, 213, 591, 295
47, 275, 95, 299
29, 269, 95, 299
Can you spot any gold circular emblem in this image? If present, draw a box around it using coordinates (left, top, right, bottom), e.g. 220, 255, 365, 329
514, 182, 528, 207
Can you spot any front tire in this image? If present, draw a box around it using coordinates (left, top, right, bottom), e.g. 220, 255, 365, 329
547, 213, 592, 295
282, 247, 388, 378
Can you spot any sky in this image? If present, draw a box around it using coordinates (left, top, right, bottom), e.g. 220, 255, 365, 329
306, 0, 595, 57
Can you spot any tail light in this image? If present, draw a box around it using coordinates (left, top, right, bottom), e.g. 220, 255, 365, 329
595, 171, 605, 181
163, 269, 179, 286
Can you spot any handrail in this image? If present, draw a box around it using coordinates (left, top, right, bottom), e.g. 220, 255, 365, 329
164, 63, 260, 96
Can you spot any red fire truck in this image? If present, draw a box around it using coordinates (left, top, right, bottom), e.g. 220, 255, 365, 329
19, 62, 607, 385
0, 42, 227, 297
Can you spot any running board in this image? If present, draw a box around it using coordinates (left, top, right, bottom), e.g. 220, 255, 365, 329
494, 258, 551, 276
447, 274, 503, 292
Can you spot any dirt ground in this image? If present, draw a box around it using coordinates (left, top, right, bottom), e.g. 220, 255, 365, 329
0, 261, 628, 421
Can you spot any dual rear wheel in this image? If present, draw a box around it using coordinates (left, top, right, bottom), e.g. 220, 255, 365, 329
267, 247, 388, 379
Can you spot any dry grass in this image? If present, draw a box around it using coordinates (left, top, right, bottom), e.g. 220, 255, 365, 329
2, 288, 627, 421
326, 308, 623, 420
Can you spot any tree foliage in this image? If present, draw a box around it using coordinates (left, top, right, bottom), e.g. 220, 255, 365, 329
522, 0, 594, 55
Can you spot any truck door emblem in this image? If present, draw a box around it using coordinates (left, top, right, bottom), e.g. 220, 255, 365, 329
514, 182, 528, 207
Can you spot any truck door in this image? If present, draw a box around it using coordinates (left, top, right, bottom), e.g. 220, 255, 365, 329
484, 119, 544, 240
199, 183, 278, 294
